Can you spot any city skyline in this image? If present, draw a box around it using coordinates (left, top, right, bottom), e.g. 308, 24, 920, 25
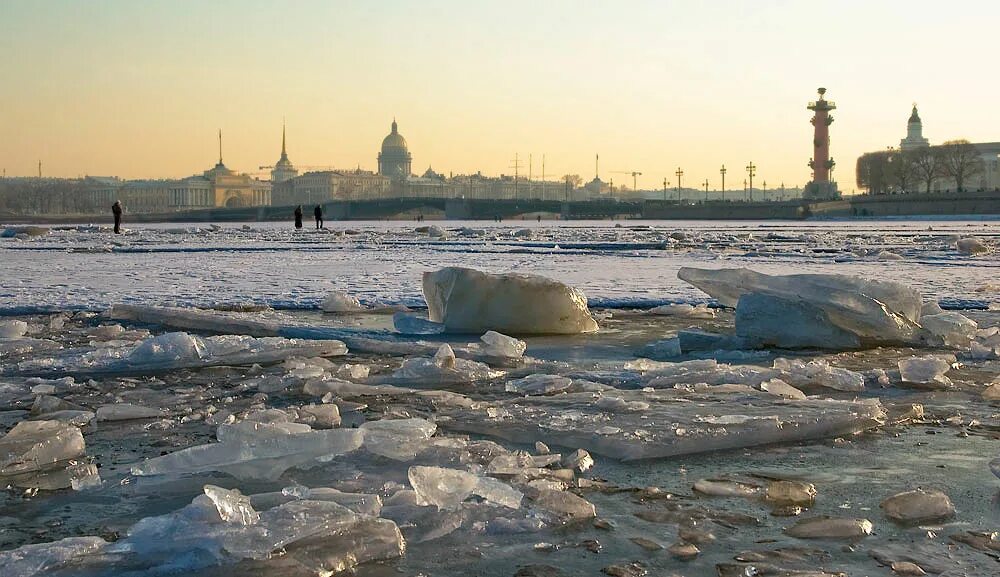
3, 1, 998, 192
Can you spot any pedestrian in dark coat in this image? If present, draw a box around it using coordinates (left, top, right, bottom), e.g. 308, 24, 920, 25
294, 205, 303, 229
314, 205, 324, 229
112, 200, 123, 234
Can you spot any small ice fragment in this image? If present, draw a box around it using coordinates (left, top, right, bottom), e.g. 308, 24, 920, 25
96, 403, 163, 421
693, 479, 760, 498
563, 448, 594, 472
505, 374, 572, 396
0, 320, 29, 339
761, 379, 807, 400
784, 516, 873, 539
532, 489, 596, 521
321, 291, 364, 313
203, 484, 260, 525
880, 489, 954, 524
480, 330, 526, 358
898, 355, 954, 387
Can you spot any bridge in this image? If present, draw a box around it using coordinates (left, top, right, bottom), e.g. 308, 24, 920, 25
129, 197, 645, 222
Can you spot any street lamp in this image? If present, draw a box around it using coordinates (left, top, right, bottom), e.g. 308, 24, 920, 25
762, 180, 767, 201
703, 179, 709, 203
720, 165, 727, 201
662, 177, 667, 201
745, 162, 756, 202
675, 167, 684, 202
743, 179, 747, 202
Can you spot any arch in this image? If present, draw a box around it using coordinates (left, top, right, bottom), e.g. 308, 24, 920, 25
225, 195, 245, 208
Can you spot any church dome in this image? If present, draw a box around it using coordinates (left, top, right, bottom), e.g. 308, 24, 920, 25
381, 120, 408, 152
909, 105, 921, 124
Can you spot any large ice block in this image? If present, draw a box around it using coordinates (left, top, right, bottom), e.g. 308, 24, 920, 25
0, 419, 91, 490
423, 267, 599, 334
678, 267, 925, 346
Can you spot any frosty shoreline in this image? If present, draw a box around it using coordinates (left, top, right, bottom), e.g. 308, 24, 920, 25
1, 221, 999, 577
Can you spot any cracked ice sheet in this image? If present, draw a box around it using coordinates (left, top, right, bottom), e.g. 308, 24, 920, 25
437, 389, 885, 461
10, 332, 347, 377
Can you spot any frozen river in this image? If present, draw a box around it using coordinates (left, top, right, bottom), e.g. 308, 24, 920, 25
1, 219, 999, 313
0, 218, 999, 577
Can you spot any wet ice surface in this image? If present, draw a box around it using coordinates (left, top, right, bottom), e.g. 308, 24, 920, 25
0, 220, 999, 577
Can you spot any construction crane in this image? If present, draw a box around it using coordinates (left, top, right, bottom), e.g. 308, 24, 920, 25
611, 171, 642, 193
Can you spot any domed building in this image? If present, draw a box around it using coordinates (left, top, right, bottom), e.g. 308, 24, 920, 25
377, 119, 412, 178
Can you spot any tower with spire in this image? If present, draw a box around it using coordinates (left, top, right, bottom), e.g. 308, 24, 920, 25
271, 123, 299, 184
900, 104, 930, 151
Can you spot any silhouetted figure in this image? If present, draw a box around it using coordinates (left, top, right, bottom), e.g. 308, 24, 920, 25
294, 205, 303, 229
112, 200, 123, 234
314, 205, 323, 229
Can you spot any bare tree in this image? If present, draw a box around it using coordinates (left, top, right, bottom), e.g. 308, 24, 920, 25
938, 139, 983, 192
856, 151, 890, 194
562, 174, 582, 188
886, 149, 918, 193
911, 147, 943, 194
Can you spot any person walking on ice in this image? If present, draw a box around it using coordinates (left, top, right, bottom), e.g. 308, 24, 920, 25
314, 205, 324, 229
294, 205, 303, 229
112, 200, 123, 234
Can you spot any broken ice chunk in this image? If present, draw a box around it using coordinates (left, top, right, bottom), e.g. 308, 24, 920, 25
96, 403, 164, 421
423, 267, 599, 334
784, 516, 873, 539
880, 489, 955, 524
956, 237, 989, 255
0, 536, 108, 577
736, 293, 861, 350
505, 374, 573, 396
321, 291, 364, 313
393, 312, 445, 335
531, 489, 595, 521
648, 303, 716, 319
479, 330, 526, 358
0, 420, 88, 489
388, 343, 502, 385
679, 267, 924, 346
761, 379, 807, 400
0, 320, 29, 339
898, 355, 955, 388
408, 465, 522, 510
921, 312, 978, 347
360, 418, 437, 460
203, 484, 260, 525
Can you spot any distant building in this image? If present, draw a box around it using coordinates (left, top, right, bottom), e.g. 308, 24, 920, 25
272, 169, 390, 205
900, 105, 930, 151
377, 120, 412, 178
270, 124, 298, 184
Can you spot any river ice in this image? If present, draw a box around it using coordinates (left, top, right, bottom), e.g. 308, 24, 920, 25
1, 219, 999, 577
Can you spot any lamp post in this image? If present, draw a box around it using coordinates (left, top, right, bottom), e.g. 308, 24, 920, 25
745, 162, 756, 202
675, 167, 684, 202
703, 179, 709, 202
762, 180, 767, 201
720, 165, 727, 201
662, 177, 667, 201
743, 179, 747, 202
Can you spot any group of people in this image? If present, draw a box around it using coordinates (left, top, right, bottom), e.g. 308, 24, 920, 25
293, 205, 324, 229
110, 201, 328, 234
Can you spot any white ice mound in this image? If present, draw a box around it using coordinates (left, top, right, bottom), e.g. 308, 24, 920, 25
679, 267, 925, 347
898, 354, 955, 388
16, 332, 347, 376
321, 291, 365, 313
423, 267, 598, 334
956, 237, 989, 255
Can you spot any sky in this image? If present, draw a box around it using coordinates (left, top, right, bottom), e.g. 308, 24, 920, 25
1, 0, 997, 193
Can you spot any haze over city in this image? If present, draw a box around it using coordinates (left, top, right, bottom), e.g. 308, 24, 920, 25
3, 0, 998, 190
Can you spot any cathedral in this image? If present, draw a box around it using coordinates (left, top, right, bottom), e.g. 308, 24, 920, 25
377, 119, 412, 178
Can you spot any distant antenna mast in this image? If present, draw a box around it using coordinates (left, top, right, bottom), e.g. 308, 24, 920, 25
509, 153, 521, 200
218, 129, 223, 164
595, 154, 599, 180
